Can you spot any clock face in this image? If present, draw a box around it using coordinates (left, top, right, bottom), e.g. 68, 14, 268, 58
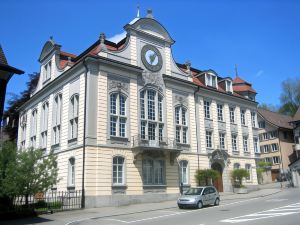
141, 45, 162, 72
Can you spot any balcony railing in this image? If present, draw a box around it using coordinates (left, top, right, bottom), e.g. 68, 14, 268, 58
131, 135, 183, 151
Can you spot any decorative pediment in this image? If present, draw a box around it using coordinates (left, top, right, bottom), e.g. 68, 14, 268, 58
108, 80, 129, 94
174, 95, 188, 107
209, 149, 231, 167
125, 18, 174, 45
142, 71, 164, 92
38, 38, 61, 63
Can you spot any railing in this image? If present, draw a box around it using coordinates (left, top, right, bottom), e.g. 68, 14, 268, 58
131, 135, 182, 150
10, 190, 82, 213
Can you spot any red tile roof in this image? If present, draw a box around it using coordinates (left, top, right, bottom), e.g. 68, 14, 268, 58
258, 108, 293, 129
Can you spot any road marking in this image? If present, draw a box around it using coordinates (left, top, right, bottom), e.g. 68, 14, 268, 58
266, 198, 288, 202
103, 218, 130, 223
65, 197, 261, 225
220, 202, 300, 223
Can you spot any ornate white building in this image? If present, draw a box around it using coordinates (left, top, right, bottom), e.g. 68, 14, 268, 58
18, 10, 260, 207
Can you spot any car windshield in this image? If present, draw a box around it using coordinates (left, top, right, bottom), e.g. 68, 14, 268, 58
184, 188, 203, 195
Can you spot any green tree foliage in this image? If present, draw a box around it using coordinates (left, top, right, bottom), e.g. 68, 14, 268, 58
231, 169, 249, 188
195, 169, 220, 186
0, 142, 58, 206
256, 161, 272, 184
258, 103, 278, 112
278, 78, 300, 116
3, 73, 39, 141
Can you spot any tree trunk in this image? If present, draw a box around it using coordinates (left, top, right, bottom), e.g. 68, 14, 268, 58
25, 194, 29, 208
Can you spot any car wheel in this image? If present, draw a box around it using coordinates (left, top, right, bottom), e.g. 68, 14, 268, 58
197, 201, 203, 209
178, 205, 184, 209
214, 198, 220, 206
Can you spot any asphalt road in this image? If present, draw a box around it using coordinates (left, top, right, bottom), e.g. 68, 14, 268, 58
2, 188, 300, 225
69, 189, 300, 225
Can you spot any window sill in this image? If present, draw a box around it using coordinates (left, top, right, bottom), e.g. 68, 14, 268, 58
205, 118, 213, 121
67, 186, 75, 191
242, 125, 248, 128
112, 184, 127, 189
232, 151, 240, 155
143, 185, 167, 189
51, 144, 60, 150
110, 136, 129, 142
218, 120, 225, 123
176, 143, 190, 147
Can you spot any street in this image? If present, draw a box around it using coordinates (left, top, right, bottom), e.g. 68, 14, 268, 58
3, 188, 300, 225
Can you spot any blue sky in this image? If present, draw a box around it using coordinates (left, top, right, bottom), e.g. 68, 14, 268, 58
1, 0, 299, 109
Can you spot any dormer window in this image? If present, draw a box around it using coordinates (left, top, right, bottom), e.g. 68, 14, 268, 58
225, 79, 233, 93
43, 61, 52, 83
205, 73, 217, 88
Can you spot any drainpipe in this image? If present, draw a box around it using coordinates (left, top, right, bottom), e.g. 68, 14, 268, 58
194, 86, 200, 170
81, 59, 89, 208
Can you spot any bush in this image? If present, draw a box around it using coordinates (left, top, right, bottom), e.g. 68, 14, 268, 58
231, 169, 249, 188
195, 169, 220, 186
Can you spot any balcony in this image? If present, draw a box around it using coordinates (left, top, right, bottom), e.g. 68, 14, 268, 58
131, 135, 184, 151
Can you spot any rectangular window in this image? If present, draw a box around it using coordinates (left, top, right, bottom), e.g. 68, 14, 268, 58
273, 156, 280, 164
231, 134, 237, 152
175, 107, 180, 124
148, 122, 156, 140
230, 107, 235, 123
182, 109, 186, 126
113, 157, 124, 185
140, 91, 145, 119
263, 133, 268, 140
176, 126, 181, 143
141, 121, 146, 139
158, 95, 163, 122
204, 101, 210, 119
52, 94, 62, 146
258, 121, 265, 128
119, 118, 126, 137
110, 94, 117, 114
263, 145, 269, 153
119, 95, 126, 116
251, 112, 256, 128
206, 131, 212, 148
219, 133, 225, 149
245, 164, 251, 180
143, 159, 165, 185
243, 136, 248, 152
253, 138, 259, 153
183, 128, 188, 144
226, 80, 233, 93
147, 90, 156, 120
265, 157, 272, 163
154, 160, 164, 184
269, 131, 277, 139
241, 110, 246, 125
271, 143, 278, 152
159, 124, 163, 142
217, 104, 223, 121
110, 116, 117, 136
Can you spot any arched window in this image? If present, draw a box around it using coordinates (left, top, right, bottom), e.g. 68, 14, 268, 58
41, 101, 49, 149
110, 93, 127, 137
69, 94, 79, 140
112, 156, 125, 185
30, 109, 38, 148
68, 158, 75, 187
179, 160, 189, 185
20, 113, 27, 149
52, 94, 62, 145
233, 163, 240, 169
140, 89, 164, 141
175, 106, 188, 144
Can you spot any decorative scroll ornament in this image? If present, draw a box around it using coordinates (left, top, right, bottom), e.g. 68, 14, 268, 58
175, 95, 188, 107
108, 80, 129, 93
142, 71, 164, 91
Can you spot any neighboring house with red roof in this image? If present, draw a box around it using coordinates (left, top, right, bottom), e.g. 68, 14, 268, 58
289, 107, 300, 187
257, 108, 295, 182
18, 9, 261, 207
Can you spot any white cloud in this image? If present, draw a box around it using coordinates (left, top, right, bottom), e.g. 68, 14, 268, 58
255, 70, 264, 77
108, 32, 127, 43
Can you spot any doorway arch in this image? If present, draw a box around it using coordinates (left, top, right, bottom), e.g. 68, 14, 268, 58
211, 162, 223, 192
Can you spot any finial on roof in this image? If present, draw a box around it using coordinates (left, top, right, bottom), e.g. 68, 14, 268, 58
235, 64, 238, 77
99, 32, 107, 51
185, 60, 191, 73
137, 4, 140, 18
146, 8, 153, 19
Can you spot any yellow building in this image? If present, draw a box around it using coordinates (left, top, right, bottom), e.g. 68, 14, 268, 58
18, 10, 259, 207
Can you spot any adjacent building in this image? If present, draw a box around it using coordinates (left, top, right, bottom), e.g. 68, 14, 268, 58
17, 10, 260, 207
289, 107, 300, 187
257, 108, 295, 181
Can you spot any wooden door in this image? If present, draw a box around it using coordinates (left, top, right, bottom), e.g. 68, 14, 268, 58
212, 162, 223, 192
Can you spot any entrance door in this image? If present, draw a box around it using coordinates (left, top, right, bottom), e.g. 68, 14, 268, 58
212, 162, 223, 192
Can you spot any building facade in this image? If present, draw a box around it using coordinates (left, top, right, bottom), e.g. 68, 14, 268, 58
257, 108, 295, 181
18, 11, 259, 207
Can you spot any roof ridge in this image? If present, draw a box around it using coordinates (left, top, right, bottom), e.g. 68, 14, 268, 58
0, 44, 8, 65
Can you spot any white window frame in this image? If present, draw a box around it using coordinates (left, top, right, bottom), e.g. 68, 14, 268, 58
271, 143, 278, 152
52, 94, 62, 146
68, 158, 75, 187
233, 163, 240, 169
217, 104, 223, 121
245, 164, 252, 181
142, 159, 165, 185
225, 79, 233, 93
229, 107, 235, 124
206, 130, 213, 148
272, 156, 280, 164
110, 92, 127, 138
69, 94, 79, 140
231, 134, 238, 152
205, 73, 218, 88
253, 137, 259, 153
204, 100, 211, 119
40, 102, 49, 149
219, 132, 226, 149
175, 106, 189, 144
251, 112, 257, 128
241, 109, 246, 125
243, 136, 248, 152
112, 156, 125, 185
30, 109, 38, 148
43, 61, 52, 82
179, 160, 189, 185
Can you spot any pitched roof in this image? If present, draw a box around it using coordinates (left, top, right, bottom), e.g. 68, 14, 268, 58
0, 45, 24, 75
292, 107, 300, 122
258, 108, 293, 129
0, 45, 8, 65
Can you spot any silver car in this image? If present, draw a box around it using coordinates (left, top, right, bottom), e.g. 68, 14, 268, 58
177, 186, 220, 209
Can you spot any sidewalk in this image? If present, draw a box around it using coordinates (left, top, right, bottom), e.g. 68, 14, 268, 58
1, 188, 282, 225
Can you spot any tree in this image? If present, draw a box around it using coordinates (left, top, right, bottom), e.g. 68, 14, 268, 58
195, 169, 220, 186
258, 103, 278, 112
2, 147, 59, 206
231, 169, 249, 188
3, 72, 39, 141
256, 161, 272, 184
278, 78, 300, 116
